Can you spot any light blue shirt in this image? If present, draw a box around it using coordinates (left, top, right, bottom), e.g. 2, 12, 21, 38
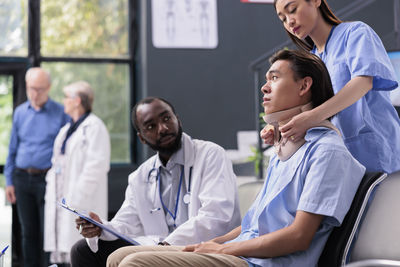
155, 143, 189, 233
4, 99, 69, 186
311, 21, 400, 173
230, 127, 365, 267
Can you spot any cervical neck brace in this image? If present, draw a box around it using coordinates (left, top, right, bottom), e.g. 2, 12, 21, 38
263, 102, 339, 161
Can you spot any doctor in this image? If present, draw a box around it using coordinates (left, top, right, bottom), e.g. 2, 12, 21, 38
44, 81, 110, 266
70, 97, 241, 267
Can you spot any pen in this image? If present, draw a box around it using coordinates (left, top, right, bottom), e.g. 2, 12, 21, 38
0, 245, 9, 257
150, 207, 161, 213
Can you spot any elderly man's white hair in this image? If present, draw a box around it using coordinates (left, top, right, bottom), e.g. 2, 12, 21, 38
25, 67, 52, 86
63, 81, 94, 112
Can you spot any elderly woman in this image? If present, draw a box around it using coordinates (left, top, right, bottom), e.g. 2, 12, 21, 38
44, 81, 110, 266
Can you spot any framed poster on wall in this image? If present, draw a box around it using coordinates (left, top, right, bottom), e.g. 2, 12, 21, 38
152, 0, 218, 49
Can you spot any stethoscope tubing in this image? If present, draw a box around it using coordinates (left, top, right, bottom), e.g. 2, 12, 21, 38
148, 159, 192, 216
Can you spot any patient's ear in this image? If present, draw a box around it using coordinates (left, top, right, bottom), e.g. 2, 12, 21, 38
299, 76, 313, 97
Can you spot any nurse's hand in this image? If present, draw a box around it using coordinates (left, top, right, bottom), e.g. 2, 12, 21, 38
75, 212, 102, 238
260, 124, 275, 145
183, 241, 223, 254
280, 110, 315, 143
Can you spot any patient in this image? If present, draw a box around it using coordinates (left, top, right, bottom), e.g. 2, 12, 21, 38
106, 49, 366, 267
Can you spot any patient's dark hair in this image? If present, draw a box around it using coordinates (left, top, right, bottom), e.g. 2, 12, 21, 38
269, 49, 335, 119
132, 97, 177, 132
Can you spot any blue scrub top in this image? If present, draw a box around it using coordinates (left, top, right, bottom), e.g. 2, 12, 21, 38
312, 21, 400, 173
230, 127, 365, 267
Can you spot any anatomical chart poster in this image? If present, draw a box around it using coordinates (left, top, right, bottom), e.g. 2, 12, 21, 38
151, 0, 218, 49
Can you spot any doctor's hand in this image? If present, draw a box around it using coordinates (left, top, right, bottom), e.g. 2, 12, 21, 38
260, 124, 275, 145
183, 241, 224, 254
75, 212, 102, 238
5, 185, 16, 204
280, 110, 316, 143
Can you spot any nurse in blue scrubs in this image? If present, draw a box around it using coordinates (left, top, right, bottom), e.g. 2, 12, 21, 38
261, 0, 400, 173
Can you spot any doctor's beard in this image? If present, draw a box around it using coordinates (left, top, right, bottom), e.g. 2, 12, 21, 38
147, 124, 183, 155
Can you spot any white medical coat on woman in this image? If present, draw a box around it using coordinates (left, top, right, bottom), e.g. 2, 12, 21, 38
87, 132, 241, 251
44, 113, 110, 254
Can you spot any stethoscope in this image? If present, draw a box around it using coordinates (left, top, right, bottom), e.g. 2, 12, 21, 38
147, 159, 193, 221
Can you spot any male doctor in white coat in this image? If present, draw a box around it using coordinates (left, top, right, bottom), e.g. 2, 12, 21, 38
70, 97, 241, 267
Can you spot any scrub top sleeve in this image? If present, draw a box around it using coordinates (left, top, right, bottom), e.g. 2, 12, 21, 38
297, 146, 365, 227
345, 22, 398, 91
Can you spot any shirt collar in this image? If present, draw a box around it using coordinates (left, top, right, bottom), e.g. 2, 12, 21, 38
28, 98, 51, 111
312, 25, 337, 56
304, 124, 340, 142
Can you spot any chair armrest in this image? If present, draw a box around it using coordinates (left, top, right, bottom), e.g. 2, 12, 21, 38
345, 259, 400, 267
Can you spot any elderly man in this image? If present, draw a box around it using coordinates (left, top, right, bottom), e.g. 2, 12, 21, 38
4, 67, 69, 267
70, 97, 241, 267
106, 50, 366, 267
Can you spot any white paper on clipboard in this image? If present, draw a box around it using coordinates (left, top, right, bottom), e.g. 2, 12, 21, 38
59, 198, 141, 246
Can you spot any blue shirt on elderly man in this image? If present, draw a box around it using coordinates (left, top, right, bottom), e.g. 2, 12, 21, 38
4, 98, 69, 186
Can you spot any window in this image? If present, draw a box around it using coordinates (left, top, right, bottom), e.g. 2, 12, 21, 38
0, 0, 28, 56
0, 0, 136, 164
0, 75, 13, 267
0, 2, 136, 264
41, 0, 129, 58
0, 75, 13, 165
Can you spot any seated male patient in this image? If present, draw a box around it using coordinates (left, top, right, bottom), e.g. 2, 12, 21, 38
70, 97, 241, 267
106, 50, 366, 267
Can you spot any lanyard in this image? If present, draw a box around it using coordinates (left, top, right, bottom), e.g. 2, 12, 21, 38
157, 165, 184, 227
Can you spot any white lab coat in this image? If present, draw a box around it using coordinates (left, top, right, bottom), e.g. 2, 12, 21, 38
88, 132, 240, 250
44, 113, 110, 253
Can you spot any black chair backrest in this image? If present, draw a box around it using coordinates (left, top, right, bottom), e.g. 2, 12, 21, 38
318, 172, 387, 267
395, 106, 400, 118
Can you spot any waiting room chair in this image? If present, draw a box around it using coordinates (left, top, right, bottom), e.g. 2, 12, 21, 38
237, 180, 264, 218
345, 259, 400, 267
345, 170, 400, 266
318, 172, 387, 267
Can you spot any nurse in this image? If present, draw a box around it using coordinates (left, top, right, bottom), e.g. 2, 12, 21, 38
261, 0, 400, 173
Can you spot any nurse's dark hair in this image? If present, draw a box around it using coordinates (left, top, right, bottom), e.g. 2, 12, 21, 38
270, 49, 334, 119
274, 0, 342, 51
132, 97, 177, 132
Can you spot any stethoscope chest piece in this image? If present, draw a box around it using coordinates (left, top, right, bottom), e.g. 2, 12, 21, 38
183, 193, 191, 205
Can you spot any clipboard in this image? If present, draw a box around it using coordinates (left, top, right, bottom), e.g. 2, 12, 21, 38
60, 198, 140, 245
